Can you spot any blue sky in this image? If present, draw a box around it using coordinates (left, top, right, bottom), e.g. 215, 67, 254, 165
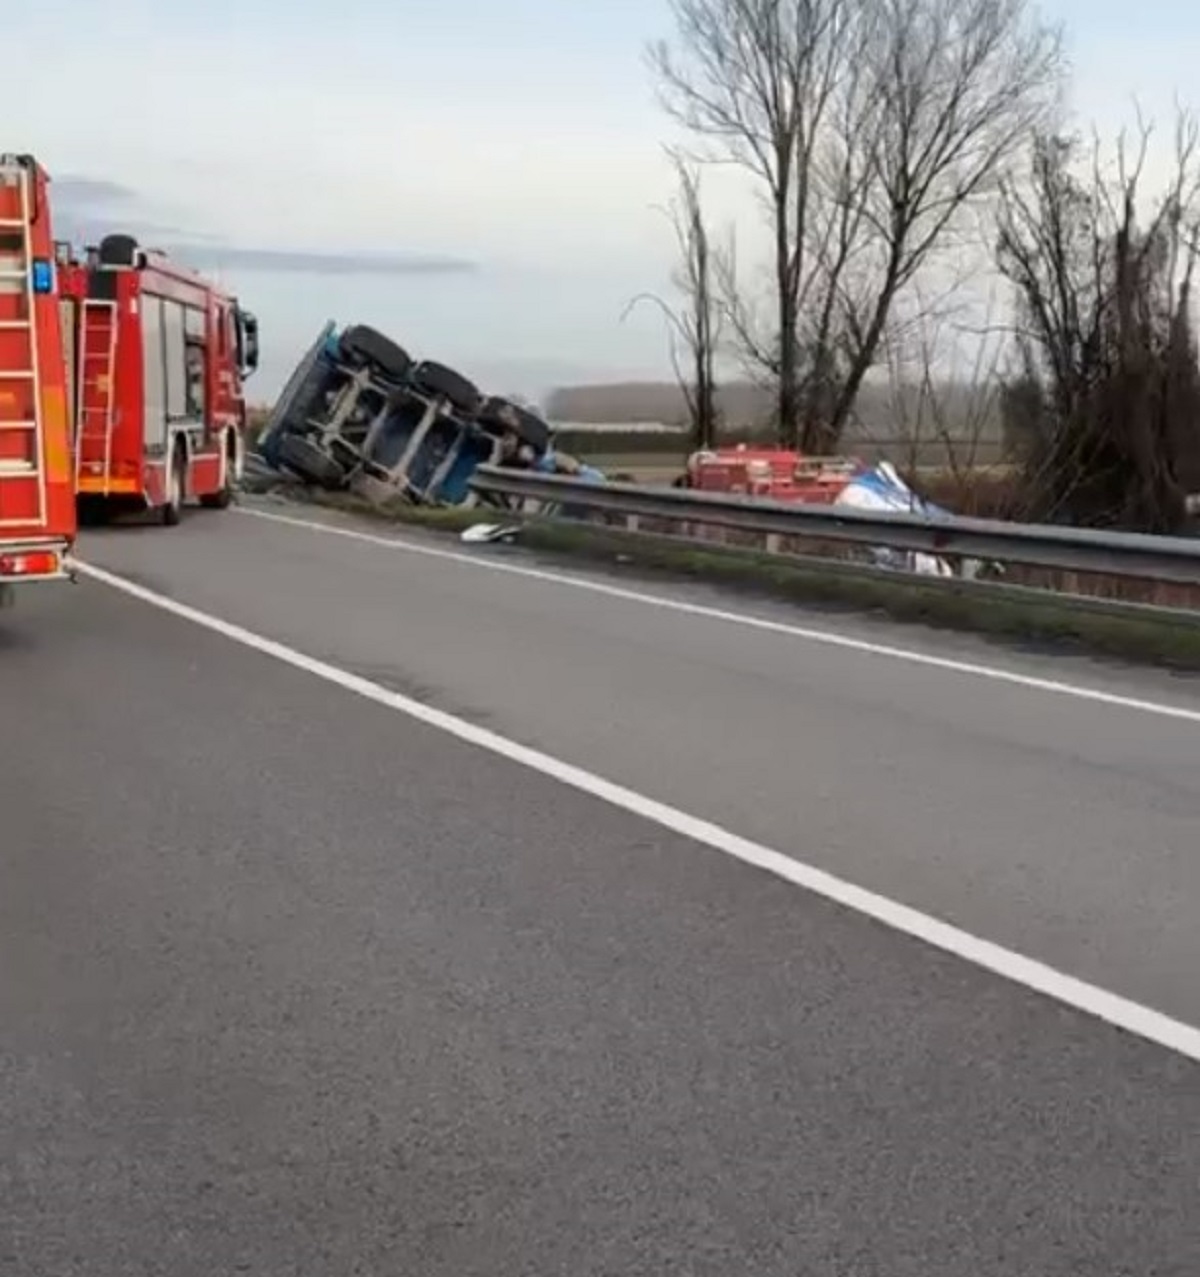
8, 0, 1199, 403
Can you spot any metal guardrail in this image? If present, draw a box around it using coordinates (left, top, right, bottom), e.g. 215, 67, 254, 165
468, 467, 1200, 589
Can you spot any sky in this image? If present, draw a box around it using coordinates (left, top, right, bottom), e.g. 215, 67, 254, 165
8, 0, 1200, 404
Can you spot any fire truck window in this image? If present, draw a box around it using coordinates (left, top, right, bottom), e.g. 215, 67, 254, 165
185, 342, 205, 419
162, 299, 188, 420
141, 297, 168, 447
184, 305, 205, 342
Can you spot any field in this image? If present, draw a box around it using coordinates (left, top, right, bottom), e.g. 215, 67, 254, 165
581, 451, 687, 483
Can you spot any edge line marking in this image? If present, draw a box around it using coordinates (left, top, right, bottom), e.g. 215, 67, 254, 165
76, 557, 1200, 1063
234, 505, 1200, 726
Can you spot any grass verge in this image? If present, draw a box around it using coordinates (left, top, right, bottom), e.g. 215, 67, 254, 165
251, 488, 1200, 672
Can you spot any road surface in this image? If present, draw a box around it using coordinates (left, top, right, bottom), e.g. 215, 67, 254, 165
2, 496, 1198, 1275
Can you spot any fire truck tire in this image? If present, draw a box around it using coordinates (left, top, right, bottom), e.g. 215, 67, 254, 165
411, 361, 482, 417
339, 326, 412, 381
162, 442, 187, 526
200, 431, 239, 509
278, 433, 347, 490
199, 483, 232, 510
477, 396, 551, 452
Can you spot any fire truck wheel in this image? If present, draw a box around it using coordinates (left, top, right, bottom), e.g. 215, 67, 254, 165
199, 482, 232, 510
411, 361, 482, 417
162, 443, 187, 526
339, 326, 412, 381
200, 432, 239, 509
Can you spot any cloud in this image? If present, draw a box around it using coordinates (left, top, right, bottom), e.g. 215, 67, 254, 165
164, 246, 478, 276
48, 174, 478, 277
52, 175, 139, 205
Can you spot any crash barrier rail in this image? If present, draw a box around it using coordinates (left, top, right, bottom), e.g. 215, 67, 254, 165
466, 467, 1200, 614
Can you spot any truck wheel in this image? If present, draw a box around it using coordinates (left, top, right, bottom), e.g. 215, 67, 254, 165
339, 326, 412, 382
478, 396, 551, 452
200, 431, 240, 509
278, 433, 347, 490
162, 443, 186, 526
411, 361, 481, 417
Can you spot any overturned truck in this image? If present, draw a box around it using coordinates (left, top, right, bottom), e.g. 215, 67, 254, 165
255, 322, 591, 508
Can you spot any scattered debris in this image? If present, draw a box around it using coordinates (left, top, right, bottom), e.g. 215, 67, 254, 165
459, 522, 522, 544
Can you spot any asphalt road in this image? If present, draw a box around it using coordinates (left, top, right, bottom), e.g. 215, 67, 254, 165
1, 500, 1198, 1274
86, 499, 1200, 1023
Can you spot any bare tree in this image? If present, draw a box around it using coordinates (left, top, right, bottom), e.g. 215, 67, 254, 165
650, 0, 1062, 451
997, 113, 1200, 532
882, 285, 1007, 472
624, 151, 724, 449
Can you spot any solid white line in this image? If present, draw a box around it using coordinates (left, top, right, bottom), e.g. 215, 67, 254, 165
77, 557, 1200, 1062
236, 504, 1200, 726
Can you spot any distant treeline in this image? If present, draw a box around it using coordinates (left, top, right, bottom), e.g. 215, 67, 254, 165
549, 377, 1000, 428
547, 378, 1007, 467
247, 377, 1008, 467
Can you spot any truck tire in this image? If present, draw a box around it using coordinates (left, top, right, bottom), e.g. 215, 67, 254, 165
263, 358, 335, 459
411, 361, 481, 417
478, 396, 551, 452
278, 432, 347, 490
200, 430, 240, 509
161, 440, 186, 526
339, 326, 412, 382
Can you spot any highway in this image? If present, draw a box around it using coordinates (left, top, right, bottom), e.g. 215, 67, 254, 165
2, 495, 1199, 1275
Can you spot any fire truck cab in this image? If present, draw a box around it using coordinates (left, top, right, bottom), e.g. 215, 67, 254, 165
0, 153, 76, 607
58, 233, 258, 523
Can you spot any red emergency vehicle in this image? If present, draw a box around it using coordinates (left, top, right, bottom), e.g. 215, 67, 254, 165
57, 232, 258, 523
682, 444, 864, 504
0, 153, 76, 605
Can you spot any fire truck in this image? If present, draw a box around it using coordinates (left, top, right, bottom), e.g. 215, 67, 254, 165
681, 444, 865, 504
0, 153, 76, 607
57, 231, 259, 523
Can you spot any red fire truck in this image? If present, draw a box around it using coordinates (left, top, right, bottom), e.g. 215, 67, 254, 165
57, 232, 259, 523
0, 153, 77, 607
682, 444, 864, 504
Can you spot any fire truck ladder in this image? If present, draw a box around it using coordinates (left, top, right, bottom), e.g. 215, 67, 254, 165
0, 155, 46, 528
75, 299, 118, 493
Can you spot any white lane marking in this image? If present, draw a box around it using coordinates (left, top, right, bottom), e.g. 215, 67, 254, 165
236, 505, 1200, 726
77, 558, 1200, 1062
